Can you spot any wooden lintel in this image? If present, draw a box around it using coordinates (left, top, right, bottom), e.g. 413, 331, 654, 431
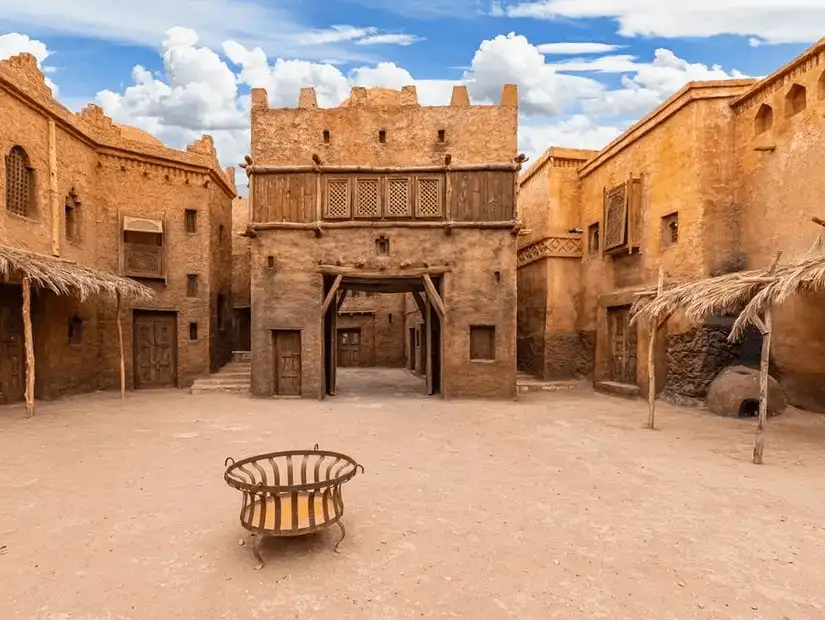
336, 288, 349, 311
317, 265, 451, 278
411, 291, 427, 319
422, 274, 446, 320
321, 275, 343, 317
248, 163, 518, 175
251, 220, 518, 232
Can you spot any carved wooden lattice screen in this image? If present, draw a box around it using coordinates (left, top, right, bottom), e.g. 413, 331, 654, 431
325, 178, 351, 219
354, 178, 380, 218
603, 182, 629, 252
386, 177, 411, 217
5, 147, 32, 217
415, 177, 442, 217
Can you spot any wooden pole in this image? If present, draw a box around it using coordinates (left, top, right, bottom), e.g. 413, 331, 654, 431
753, 308, 772, 465
22, 277, 35, 418
647, 266, 665, 430
117, 291, 126, 399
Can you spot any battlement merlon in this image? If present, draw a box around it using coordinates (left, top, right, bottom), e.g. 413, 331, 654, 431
249, 84, 518, 167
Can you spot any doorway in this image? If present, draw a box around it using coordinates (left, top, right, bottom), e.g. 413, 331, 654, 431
607, 305, 637, 384
133, 311, 178, 389
408, 327, 416, 370
0, 284, 25, 404
273, 330, 301, 396
234, 307, 251, 351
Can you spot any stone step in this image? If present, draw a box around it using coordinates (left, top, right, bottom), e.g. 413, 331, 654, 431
594, 381, 642, 400
192, 375, 251, 387
208, 370, 250, 380
190, 384, 250, 395
231, 351, 251, 362
517, 378, 581, 393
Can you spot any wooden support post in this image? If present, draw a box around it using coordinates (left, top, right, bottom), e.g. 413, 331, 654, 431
336, 288, 349, 312
117, 291, 126, 399
22, 277, 35, 418
421, 274, 445, 320
411, 291, 427, 320
321, 275, 344, 317
753, 310, 772, 465
647, 266, 665, 430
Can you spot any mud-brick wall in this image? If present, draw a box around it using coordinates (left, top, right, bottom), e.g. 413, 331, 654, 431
250, 227, 517, 399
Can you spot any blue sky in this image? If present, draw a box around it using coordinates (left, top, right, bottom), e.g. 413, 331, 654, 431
0, 0, 818, 182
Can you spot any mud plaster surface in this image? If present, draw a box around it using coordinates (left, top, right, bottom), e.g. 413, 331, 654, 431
1, 368, 824, 619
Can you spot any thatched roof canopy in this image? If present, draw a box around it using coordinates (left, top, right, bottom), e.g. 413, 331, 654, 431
631, 254, 825, 340
0, 244, 154, 301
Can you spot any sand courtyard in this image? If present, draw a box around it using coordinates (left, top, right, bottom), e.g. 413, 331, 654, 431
1, 368, 824, 619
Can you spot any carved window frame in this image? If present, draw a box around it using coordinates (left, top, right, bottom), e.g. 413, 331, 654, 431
353, 176, 382, 219
384, 176, 412, 218
414, 175, 443, 219
602, 181, 629, 255
324, 177, 351, 220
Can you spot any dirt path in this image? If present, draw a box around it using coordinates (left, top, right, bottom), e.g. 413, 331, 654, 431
1, 375, 824, 619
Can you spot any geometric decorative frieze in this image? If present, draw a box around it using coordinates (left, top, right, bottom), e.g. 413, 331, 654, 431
518, 235, 583, 267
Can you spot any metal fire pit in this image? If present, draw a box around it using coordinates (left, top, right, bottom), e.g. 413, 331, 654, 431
224, 445, 363, 568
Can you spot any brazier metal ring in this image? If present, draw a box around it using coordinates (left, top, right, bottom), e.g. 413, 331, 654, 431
224, 446, 363, 569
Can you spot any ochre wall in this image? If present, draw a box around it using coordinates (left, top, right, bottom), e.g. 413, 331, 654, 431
231, 197, 251, 307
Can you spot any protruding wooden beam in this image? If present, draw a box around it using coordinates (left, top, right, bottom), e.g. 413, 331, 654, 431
22, 277, 35, 418
317, 265, 451, 278
321, 275, 344, 317
422, 274, 445, 320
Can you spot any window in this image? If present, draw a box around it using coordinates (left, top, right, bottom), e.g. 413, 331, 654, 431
5, 146, 34, 217
785, 84, 806, 118
189, 322, 199, 341
388, 313, 393, 324
68, 316, 83, 345
415, 177, 443, 217
375, 235, 390, 256
437, 129, 446, 143
662, 212, 679, 247
325, 178, 351, 219
754, 104, 773, 136
186, 274, 199, 297
603, 182, 628, 252
494, 271, 501, 283
65, 203, 77, 242
185, 209, 197, 233
267, 256, 275, 269
588, 222, 600, 254
217, 294, 225, 331
323, 130, 330, 144
378, 129, 387, 143
470, 326, 496, 361
122, 226, 164, 278
218, 224, 225, 242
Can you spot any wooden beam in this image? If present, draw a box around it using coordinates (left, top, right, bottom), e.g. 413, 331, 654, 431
813, 216, 825, 228
248, 163, 519, 175
647, 266, 665, 430
321, 275, 343, 317
22, 277, 35, 418
48, 120, 60, 256
117, 291, 126, 399
250, 220, 519, 232
411, 291, 427, 319
422, 274, 445, 320
317, 265, 451, 278
336, 288, 349, 311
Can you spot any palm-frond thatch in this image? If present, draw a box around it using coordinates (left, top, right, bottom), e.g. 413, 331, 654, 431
0, 244, 154, 301
631, 254, 825, 340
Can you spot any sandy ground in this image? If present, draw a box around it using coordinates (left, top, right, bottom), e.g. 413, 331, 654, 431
2, 368, 825, 620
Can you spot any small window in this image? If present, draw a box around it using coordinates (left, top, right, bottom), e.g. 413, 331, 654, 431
662, 212, 679, 247
376, 235, 390, 256
65, 203, 77, 242
323, 130, 330, 143
437, 129, 446, 143
785, 84, 806, 118
185, 209, 197, 233
267, 256, 275, 269
588, 222, 600, 254
388, 313, 393, 324
68, 316, 83, 345
186, 274, 199, 297
218, 224, 225, 242
378, 129, 387, 143
754, 104, 773, 136
189, 322, 198, 341
494, 271, 501, 283
470, 326, 496, 361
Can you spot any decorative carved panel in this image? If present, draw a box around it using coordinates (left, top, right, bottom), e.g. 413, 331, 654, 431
354, 178, 380, 218
386, 177, 411, 217
325, 178, 351, 219
124, 245, 163, 277
415, 177, 442, 217
517, 236, 583, 267
603, 182, 628, 251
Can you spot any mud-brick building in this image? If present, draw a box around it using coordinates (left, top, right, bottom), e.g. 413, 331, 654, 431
518, 38, 825, 412
0, 53, 235, 404
246, 84, 521, 399
231, 197, 252, 351
336, 291, 407, 368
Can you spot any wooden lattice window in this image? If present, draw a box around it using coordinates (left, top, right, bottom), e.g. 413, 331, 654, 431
603, 182, 628, 252
123, 230, 164, 278
386, 177, 411, 217
325, 178, 351, 219
5, 146, 34, 217
415, 177, 442, 217
354, 178, 380, 218
470, 326, 496, 361
185, 209, 197, 233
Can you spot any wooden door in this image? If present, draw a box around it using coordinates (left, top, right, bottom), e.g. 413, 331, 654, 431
337, 329, 361, 367
0, 286, 25, 404
133, 312, 178, 389
274, 330, 301, 396
607, 306, 638, 384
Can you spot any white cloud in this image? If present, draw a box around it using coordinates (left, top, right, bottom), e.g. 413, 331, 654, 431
536, 42, 624, 54
0, 32, 58, 95
520, 115, 624, 162
463, 32, 604, 116
356, 34, 424, 46
503, 1, 825, 44
296, 25, 377, 46
548, 54, 640, 73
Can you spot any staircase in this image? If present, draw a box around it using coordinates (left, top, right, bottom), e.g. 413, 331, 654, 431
189, 351, 251, 395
